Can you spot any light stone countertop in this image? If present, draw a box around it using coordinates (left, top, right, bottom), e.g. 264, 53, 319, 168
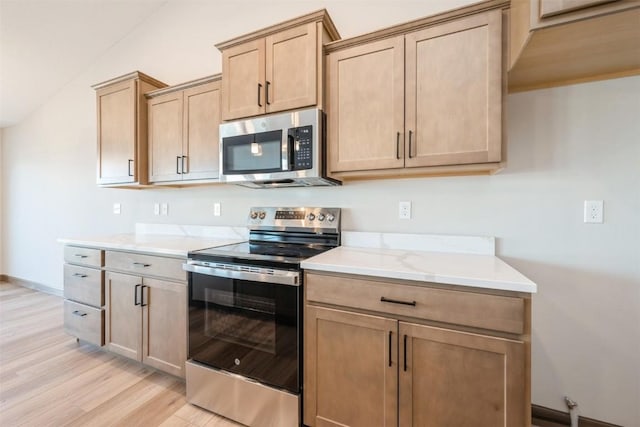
301, 232, 537, 293
58, 223, 248, 258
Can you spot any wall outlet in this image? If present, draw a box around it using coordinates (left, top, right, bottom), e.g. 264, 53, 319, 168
161, 203, 169, 216
214, 202, 221, 217
584, 200, 604, 223
399, 201, 411, 219
153, 203, 160, 216
113, 203, 121, 215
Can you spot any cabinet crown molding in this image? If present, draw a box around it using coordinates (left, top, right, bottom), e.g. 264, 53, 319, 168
92, 71, 168, 90
215, 8, 340, 51
145, 74, 221, 98
325, 0, 508, 52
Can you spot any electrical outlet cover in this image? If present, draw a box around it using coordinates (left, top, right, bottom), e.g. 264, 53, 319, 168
584, 200, 604, 223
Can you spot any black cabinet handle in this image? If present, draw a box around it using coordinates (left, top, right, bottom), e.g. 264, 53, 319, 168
74, 254, 88, 259
128, 159, 134, 176
72, 310, 87, 317
257, 83, 263, 107
266, 81, 271, 105
408, 131, 413, 159
380, 296, 416, 306
134, 284, 141, 306
176, 156, 182, 174
182, 156, 187, 175
132, 262, 151, 268
396, 132, 400, 160
72, 273, 88, 278
403, 335, 408, 372
388, 331, 392, 367
141, 285, 148, 307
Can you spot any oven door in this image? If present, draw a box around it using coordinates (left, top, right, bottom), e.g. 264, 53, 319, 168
185, 262, 301, 394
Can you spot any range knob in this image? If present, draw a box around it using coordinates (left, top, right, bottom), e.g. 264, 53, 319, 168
258, 211, 266, 220
250, 211, 258, 219
327, 213, 335, 222
307, 213, 315, 221
317, 213, 325, 222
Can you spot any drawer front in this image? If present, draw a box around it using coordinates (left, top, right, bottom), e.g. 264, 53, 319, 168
63, 264, 104, 307
64, 300, 104, 346
64, 246, 104, 268
105, 251, 186, 282
306, 273, 524, 334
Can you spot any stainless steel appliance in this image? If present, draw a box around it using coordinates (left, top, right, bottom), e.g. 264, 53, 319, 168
184, 207, 341, 427
219, 108, 340, 188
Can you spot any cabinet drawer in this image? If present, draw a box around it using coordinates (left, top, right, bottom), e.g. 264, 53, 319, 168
63, 264, 104, 307
64, 246, 103, 268
305, 273, 524, 334
64, 300, 104, 346
105, 251, 186, 282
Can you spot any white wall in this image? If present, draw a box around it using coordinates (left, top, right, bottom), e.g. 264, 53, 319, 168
1, 1, 639, 425
0, 128, 3, 275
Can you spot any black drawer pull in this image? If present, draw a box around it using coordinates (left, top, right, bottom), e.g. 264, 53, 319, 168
74, 254, 88, 258
72, 310, 87, 317
132, 262, 151, 268
380, 296, 416, 306
72, 273, 88, 278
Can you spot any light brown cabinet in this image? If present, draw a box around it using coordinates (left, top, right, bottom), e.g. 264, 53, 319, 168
104, 251, 187, 378
216, 10, 340, 121
326, 7, 503, 179
147, 75, 222, 184
509, 0, 640, 91
304, 271, 531, 427
63, 246, 105, 346
93, 72, 167, 186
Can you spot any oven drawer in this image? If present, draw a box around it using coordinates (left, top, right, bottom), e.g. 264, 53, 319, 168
63, 264, 104, 307
64, 246, 103, 268
64, 300, 104, 346
105, 251, 186, 282
305, 273, 524, 334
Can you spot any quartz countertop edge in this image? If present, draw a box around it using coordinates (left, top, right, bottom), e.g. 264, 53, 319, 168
58, 234, 245, 258
301, 246, 537, 294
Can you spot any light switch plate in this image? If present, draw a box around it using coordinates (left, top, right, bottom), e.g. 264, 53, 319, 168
113, 203, 121, 215
214, 203, 221, 217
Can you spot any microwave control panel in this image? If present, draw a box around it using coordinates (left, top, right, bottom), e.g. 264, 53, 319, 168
288, 125, 312, 170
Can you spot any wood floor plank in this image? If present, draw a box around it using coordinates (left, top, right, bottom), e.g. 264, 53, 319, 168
0, 282, 241, 427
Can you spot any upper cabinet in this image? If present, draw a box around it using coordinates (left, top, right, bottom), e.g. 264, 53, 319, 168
326, 3, 504, 180
216, 9, 340, 121
146, 75, 222, 184
509, 0, 640, 92
93, 72, 167, 186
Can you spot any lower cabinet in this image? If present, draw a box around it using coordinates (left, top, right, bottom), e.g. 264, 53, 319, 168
304, 272, 530, 427
104, 252, 188, 378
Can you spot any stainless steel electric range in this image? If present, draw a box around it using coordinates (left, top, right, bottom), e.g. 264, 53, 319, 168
183, 207, 341, 427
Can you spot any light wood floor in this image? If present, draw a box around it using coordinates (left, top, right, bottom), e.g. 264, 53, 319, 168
0, 282, 242, 427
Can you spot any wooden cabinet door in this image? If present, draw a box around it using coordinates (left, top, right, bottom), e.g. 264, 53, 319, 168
539, 0, 617, 18
405, 10, 502, 168
327, 36, 405, 173
265, 22, 317, 113
96, 79, 137, 184
304, 305, 397, 427
221, 39, 265, 120
398, 322, 526, 427
182, 81, 221, 181
141, 278, 187, 378
105, 271, 141, 361
148, 91, 184, 183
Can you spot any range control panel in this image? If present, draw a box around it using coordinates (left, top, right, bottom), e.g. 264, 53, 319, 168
248, 207, 341, 231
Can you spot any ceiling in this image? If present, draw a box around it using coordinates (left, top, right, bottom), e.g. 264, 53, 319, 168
0, 0, 169, 129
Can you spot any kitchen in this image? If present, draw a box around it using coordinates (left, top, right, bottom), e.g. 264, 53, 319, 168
0, 0, 639, 426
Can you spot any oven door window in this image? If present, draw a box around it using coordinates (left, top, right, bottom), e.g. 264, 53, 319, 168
189, 273, 300, 393
222, 129, 283, 175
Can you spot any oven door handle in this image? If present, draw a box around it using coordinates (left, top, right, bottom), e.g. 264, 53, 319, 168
183, 263, 300, 286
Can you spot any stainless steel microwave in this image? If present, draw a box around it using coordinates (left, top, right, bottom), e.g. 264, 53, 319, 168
219, 108, 340, 188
